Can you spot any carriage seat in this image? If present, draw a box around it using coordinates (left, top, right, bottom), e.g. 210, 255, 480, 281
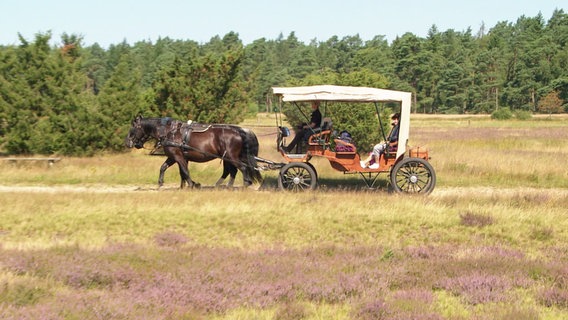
385, 145, 398, 158
308, 117, 333, 146
334, 139, 357, 154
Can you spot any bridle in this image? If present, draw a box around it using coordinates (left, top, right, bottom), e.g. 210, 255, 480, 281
130, 121, 152, 149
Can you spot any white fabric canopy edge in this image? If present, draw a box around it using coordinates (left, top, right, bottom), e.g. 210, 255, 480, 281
272, 85, 411, 102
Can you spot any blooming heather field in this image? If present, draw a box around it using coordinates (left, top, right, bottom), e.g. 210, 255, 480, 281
0, 114, 567, 319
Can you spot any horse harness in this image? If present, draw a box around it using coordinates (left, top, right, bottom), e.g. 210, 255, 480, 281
160, 122, 242, 165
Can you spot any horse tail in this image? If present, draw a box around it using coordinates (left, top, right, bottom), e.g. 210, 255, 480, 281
239, 128, 263, 185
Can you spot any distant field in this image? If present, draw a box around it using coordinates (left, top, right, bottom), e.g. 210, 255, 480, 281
1, 114, 567, 319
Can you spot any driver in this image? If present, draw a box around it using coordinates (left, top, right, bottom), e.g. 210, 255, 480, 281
284, 101, 322, 153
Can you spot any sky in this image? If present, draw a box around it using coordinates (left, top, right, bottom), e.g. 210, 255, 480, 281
0, 0, 566, 48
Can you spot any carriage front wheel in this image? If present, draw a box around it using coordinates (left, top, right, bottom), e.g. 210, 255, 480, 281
390, 157, 436, 194
278, 162, 317, 191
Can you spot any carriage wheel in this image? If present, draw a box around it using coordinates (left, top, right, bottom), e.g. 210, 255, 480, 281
278, 162, 318, 191
390, 157, 436, 194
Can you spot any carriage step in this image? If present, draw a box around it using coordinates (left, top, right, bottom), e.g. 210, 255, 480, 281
286, 154, 306, 159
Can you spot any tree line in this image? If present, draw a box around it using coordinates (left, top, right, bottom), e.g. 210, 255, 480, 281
0, 10, 566, 155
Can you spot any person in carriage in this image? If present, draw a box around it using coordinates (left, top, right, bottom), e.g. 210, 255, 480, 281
283, 101, 322, 153
360, 112, 400, 169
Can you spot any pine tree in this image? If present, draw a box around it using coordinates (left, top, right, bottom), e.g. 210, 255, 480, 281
97, 52, 143, 150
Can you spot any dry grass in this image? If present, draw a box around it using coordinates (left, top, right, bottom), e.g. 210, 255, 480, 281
2, 113, 566, 189
410, 116, 568, 189
1, 114, 568, 319
1, 186, 567, 249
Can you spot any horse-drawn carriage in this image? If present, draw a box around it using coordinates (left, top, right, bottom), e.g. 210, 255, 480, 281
262, 85, 436, 194
125, 85, 435, 194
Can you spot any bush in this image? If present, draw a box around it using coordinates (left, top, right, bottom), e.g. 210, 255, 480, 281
514, 110, 533, 120
491, 108, 513, 120
459, 211, 494, 228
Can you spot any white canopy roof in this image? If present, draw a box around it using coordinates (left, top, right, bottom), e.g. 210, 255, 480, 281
272, 85, 411, 103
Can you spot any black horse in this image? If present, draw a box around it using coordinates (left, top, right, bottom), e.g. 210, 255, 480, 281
125, 115, 262, 188
154, 118, 249, 188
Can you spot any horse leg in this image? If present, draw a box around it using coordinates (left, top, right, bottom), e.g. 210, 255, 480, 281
215, 161, 230, 187
215, 161, 238, 188
159, 158, 176, 188
174, 153, 199, 189
227, 173, 236, 187
179, 160, 191, 189
241, 166, 252, 187
214, 177, 224, 187
226, 163, 238, 188
234, 160, 252, 187
177, 161, 192, 189
226, 152, 252, 187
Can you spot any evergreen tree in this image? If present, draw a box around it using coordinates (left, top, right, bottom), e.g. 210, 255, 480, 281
391, 32, 423, 112
82, 43, 108, 95
1, 32, 93, 155
353, 35, 393, 76
2, 10, 568, 156
97, 52, 143, 151
150, 41, 248, 123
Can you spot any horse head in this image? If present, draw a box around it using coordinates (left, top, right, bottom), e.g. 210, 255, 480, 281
124, 115, 149, 149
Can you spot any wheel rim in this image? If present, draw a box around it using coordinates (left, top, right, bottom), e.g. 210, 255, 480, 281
393, 160, 433, 193
281, 165, 315, 191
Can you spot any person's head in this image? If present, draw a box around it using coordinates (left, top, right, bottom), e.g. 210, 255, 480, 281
311, 101, 320, 109
391, 113, 400, 125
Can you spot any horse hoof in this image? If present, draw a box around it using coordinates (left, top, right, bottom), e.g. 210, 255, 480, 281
247, 180, 263, 191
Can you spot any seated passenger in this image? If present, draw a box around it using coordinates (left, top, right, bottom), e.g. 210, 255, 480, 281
360, 113, 400, 169
284, 101, 322, 153
335, 130, 355, 152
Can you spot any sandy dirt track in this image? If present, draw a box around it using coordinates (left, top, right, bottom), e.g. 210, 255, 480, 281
0, 184, 143, 193
1, 184, 566, 197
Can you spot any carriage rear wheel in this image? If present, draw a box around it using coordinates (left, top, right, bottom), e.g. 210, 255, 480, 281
278, 162, 317, 191
390, 157, 436, 194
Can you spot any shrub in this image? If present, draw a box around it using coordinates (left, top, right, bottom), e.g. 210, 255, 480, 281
154, 231, 189, 247
459, 211, 494, 227
539, 287, 568, 308
273, 302, 310, 320
514, 110, 533, 120
491, 108, 513, 120
352, 299, 390, 320
437, 273, 511, 305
